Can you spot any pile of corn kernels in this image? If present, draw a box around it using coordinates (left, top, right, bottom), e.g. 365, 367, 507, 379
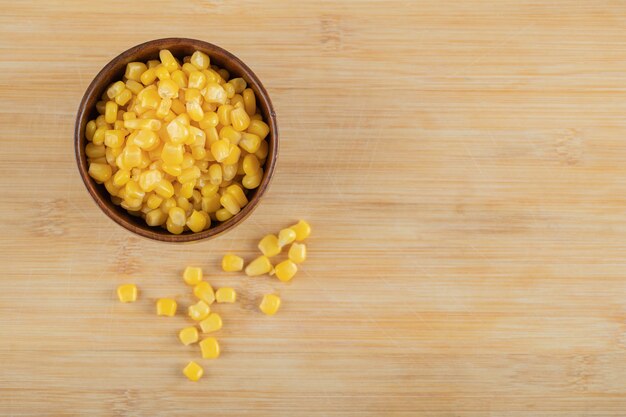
85, 49, 270, 234
116, 220, 310, 381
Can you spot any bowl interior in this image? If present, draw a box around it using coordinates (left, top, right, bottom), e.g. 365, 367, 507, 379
75, 38, 277, 242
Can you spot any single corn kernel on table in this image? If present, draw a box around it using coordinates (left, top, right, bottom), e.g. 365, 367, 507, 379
4, 0, 626, 415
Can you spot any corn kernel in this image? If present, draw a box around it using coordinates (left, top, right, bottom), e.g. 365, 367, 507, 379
105, 101, 118, 124
115, 88, 133, 106
154, 179, 175, 198
226, 184, 248, 207
183, 361, 204, 382
104, 129, 125, 148
243, 170, 263, 189
138, 170, 163, 192
290, 220, 311, 241
242, 154, 260, 175
199, 337, 220, 359
106, 81, 126, 99
140, 68, 157, 85
239, 132, 261, 153
169, 207, 187, 227
159, 49, 179, 72
182, 266, 203, 286
278, 228, 297, 247
243, 88, 256, 115
255, 140, 269, 160
117, 284, 138, 303
166, 217, 184, 234
156, 298, 177, 316
202, 194, 222, 213
193, 281, 215, 305
125, 79, 143, 95
259, 294, 281, 315
230, 103, 250, 132
180, 181, 194, 199
188, 300, 211, 321
146, 208, 167, 226
222, 163, 238, 182
186, 210, 207, 232
199, 313, 222, 333
229, 78, 246, 93
190, 50, 210, 69
222, 254, 244, 272
85, 143, 105, 159
223, 80, 235, 98
245, 255, 272, 276
179, 326, 199, 345
288, 242, 307, 263
161, 142, 184, 165
123, 118, 161, 131
258, 234, 281, 257
223, 144, 241, 165
215, 208, 233, 221
88, 163, 112, 183
211, 139, 230, 162
186, 101, 204, 122
215, 287, 236, 303
217, 104, 233, 126
204, 83, 227, 104
275, 260, 298, 282
188, 71, 207, 89
220, 193, 240, 215
208, 163, 222, 185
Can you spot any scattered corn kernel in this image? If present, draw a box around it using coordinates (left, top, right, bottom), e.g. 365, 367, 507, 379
290, 220, 311, 241
179, 326, 199, 345
215, 287, 237, 303
116, 284, 137, 303
183, 361, 204, 381
188, 300, 211, 321
156, 298, 177, 316
259, 294, 281, 315
245, 255, 273, 276
199, 313, 223, 333
278, 228, 297, 247
193, 281, 215, 305
183, 266, 203, 286
199, 337, 220, 359
288, 242, 307, 264
222, 254, 244, 272
258, 234, 281, 257
275, 260, 298, 282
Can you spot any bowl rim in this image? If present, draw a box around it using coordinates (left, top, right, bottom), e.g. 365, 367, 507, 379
74, 38, 278, 243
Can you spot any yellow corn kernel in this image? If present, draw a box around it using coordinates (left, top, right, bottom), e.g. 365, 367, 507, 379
85, 120, 97, 141
290, 220, 311, 241
181, 62, 197, 76
105, 101, 118, 124
220, 192, 240, 215
145, 208, 167, 226
288, 242, 307, 264
156, 298, 177, 316
125, 79, 143, 95
215, 208, 233, 221
180, 181, 194, 199
258, 234, 281, 257
106, 80, 126, 99
242, 154, 260, 175
191, 146, 206, 161
154, 179, 175, 199
177, 166, 200, 184
239, 132, 261, 153
231, 93, 244, 108
243, 88, 256, 115
155, 97, 172, 119
123, 111, 136, 121
275, 260, 298, 282
159, 49, 179, 72
245, 255, 272, 276
158, 79, 179, 99
229, 77, 246, 94
210, 139, 230, 162
125, 62, 148, 81
117, 284, 138, 303
190, 50, 210, 70
125, 180, 145, 201
223, 81, 235, 98
166, 217, 184, 234
96, 101, 107, 115
255, 140, 269, 160
140, 68, 157, 85
243, 170, 263, 189
201, 183, 219, 197
182, 266, 203, 286
230, 103, 250, 132
186, 210, 207, 232
146, 59, 159, 69
193, 281, 215, 305
208, 163, 222, 185
219, 126, 242, 144
85, 143, 105, 159
226, 184, 248, 207
215, 287, 236, 303
169, 207, 187, 227
91, 127, 106, 145
161, 197, 176, 212
202, 194, 222, 213
183, 361, 204, 382
134, 129, 160, 151
179, 326, 199, 346
187, 71, 206, 89
186, 101, 204, 122
204, 82, 227, 104
181, 152, 194, 169
259, 294, 281, 316
199, 337, 220, 359
278, 228, 297, 247
162, 163, 182, 177
166, 118, 189, 144
217, 68, 229, 81
145, 193, 163, 210
198, 113, 218, 131
123, 118, 161, 131
171, 70, 188, 88
115, 88, 132, 106
161, 142, 184, 165
88, 163, 112, 183
221, 164, 236, 182
217, 104, 233, 126
199, 313, 222, 333
247, 119, 270, 140
223, 144, 241, 166
188, 300, 210, 321
104, 129, 125, 148
112, 169, 130, 187
138, 169, 163, 192
222, 254, 244, 272
140, 89, 161, 109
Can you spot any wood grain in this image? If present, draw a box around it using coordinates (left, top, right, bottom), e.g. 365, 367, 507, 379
2, 0, 626, 415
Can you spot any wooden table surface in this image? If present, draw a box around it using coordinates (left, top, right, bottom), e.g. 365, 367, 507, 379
3, 0, 626, 415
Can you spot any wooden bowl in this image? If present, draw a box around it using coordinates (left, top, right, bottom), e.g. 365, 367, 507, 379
74, 38, 278, 243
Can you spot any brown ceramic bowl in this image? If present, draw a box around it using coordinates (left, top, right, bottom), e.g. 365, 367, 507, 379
75, 38, 278, 242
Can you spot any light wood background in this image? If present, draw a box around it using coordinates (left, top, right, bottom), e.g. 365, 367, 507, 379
2, 0, 626, 415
